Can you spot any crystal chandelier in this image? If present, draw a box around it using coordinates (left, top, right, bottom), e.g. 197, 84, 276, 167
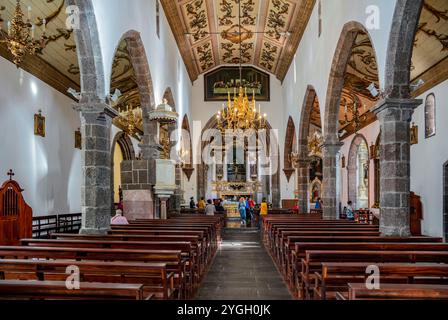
0, 0, 47, 66
215, 0, 267, 133
217, 87, 267, 132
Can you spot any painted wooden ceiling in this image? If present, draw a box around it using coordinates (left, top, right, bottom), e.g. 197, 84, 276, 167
0, 0, 79, 85
411, 0, 448, 81
161, 0, 316, 81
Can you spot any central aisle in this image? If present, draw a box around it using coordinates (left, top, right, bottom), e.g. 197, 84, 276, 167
196, 228, 293, 300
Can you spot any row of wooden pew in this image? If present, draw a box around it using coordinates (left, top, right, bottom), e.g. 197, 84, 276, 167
263, 214, 448, 300
0, 214, 225, 300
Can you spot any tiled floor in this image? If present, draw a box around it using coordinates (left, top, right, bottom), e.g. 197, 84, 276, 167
196, 228, 293, 300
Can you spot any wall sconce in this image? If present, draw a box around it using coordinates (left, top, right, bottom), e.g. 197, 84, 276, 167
410, 123, 418, 145
34, 109, 46, 137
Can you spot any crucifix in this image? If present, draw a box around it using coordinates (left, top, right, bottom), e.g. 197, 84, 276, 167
7, 169, 15, 181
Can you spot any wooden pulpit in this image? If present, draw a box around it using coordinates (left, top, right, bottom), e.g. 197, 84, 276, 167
410, 192, 423, 236
0, 171, 32, 245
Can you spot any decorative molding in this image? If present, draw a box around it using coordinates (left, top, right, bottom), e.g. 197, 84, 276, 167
283, 167, 295, 182
182, 166, 195, 181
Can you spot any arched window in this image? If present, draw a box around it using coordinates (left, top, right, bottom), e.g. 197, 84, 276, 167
425, 93, 436, 138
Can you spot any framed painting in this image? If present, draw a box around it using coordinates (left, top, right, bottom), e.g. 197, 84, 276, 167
34, 110, 46, 138
425, 93, 436, 139
75, 129, 82, 149
204, 66, 270, 101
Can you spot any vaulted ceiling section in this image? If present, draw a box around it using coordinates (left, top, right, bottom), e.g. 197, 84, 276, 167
161, 0, 316, 82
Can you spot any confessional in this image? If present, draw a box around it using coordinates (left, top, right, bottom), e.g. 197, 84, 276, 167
0, 171, 32, 245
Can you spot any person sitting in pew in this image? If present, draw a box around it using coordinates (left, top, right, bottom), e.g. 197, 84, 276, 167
205, 200, 216, 216
111, 209, 129, 225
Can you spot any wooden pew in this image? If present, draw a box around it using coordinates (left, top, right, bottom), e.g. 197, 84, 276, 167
300, 250, 448, 299
0, 280, 152, 300
315, 262, 448, 300
345, 283, 448, 300
0, 259, 173, 299
20, 238, 197, 298
0, 246, 186, 299
289, 241, 448, 293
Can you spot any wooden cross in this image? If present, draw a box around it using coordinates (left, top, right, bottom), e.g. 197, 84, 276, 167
7, 169, 14, 181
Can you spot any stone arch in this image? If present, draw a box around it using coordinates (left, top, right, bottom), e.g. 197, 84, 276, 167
283, 116, 297, 182
298, 86, 320, 158
323, 21, 374, 143
197, 116, 281, 207
322, 21, 377, 219
110, 132, 135, 208
67, 0, 106, 101
163, 87, 176, 111
117, 30, 158, 158
181, 115, 194, 170
384, 0, 424, 99
347, 134, 370, 209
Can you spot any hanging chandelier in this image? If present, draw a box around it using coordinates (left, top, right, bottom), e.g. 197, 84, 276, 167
215, 0, 267, 133
116, 104, 143, 136
0, 0, 47, 66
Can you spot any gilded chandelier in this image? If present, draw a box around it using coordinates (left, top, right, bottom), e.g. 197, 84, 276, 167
116, 105, 143, 136
216, 87, 267, 132
0, 0, 47, 66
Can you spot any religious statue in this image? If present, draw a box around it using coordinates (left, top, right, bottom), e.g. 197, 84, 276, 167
309, 178, 322, 203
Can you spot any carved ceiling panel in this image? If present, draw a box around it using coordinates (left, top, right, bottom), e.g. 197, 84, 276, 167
411, 0, 448, 81
162, 0, 316, 81
0, 0, 79, 85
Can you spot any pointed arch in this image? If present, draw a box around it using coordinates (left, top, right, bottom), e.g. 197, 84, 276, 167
384, 0, 424, 99
68, 0, 106, 101
323, 21, 374, 143
298, 85, 320, 158
347, 134, 370, 209
284, 116, 297, 181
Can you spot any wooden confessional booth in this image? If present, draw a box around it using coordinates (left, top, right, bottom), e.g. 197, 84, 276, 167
0, 172, 32, 245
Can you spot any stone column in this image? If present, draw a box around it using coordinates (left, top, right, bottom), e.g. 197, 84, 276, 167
76, 101, 117, 235
322, 142, 343, 220
159, 196, 170, 220
373, 98, 421, 237
297, 159, 310, 214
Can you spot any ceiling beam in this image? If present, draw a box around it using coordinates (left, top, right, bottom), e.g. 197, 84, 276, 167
161, 0, 199, 82
0, 41, 80, 102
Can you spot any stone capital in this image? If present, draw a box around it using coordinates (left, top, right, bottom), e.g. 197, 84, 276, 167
372, 98, 422, 117
322, 141, 344, 157
74, 101, 119, 119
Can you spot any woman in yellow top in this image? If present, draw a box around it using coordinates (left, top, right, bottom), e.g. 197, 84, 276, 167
258, 198, 268, 229
198, 197, 206, 211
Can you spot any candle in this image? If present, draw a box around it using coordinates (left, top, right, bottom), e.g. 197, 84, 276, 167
42, 19, 46, 32
31, 24, 35, 39
28, 6, 32, 21
7, 21, 11, 35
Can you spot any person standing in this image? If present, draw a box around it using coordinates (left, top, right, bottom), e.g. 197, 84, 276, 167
189, 197, 196, 209
238, 197, 247, 226
205, 200, 216, 216
248, 196, 255, 223
315, 197, 323, 210
198, 197, 206, 211
346, 201, 355, 221
258, 197, 268, 229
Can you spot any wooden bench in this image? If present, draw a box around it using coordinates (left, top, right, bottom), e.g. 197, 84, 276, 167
315, 262, 448, 300
345, 283, 448, 300
0, 259, 173, 299
0, 280, 153, 300
0, 246, 186, 299
300, 250, 448, 299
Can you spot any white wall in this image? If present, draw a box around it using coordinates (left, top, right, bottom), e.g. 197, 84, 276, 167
92, 0, 192, 135
411, 79, 448, 237
0, 58, 82, 216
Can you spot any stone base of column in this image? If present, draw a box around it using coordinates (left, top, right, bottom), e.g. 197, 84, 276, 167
123, 190, 155, 220
79, 210, 111, 235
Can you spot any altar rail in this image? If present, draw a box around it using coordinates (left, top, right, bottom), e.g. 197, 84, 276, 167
32, 213, 82, 238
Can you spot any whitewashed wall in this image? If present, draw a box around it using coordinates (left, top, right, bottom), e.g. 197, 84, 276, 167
411, 79, 448, 237
0, 58, 82, 216
92, 0, 192, 135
